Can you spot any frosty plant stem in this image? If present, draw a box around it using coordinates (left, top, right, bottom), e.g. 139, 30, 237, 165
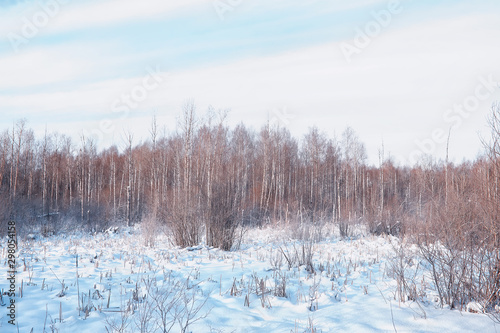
77, 254, 81, 316
50, 267, 66, 297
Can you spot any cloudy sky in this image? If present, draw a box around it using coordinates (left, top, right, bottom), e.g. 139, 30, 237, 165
0, 0, 499, 165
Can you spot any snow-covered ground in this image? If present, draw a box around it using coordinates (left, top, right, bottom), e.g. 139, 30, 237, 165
1, 224, 498, 332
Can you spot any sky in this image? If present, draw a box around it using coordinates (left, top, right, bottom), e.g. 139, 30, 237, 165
0, 0, 499, 166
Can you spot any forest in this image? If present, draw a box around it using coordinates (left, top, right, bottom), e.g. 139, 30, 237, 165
1, 102, 500, 320
1, 103, 499, 247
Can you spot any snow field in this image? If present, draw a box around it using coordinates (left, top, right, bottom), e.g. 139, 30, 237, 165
1, 225, 498, 332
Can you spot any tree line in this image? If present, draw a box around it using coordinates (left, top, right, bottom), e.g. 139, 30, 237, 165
1, 102, 499, 251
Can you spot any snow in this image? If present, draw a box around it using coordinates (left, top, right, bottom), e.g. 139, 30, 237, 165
1, 224, 498, 332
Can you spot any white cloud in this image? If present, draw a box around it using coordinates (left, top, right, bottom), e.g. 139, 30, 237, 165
0, 0, 208, 36
47, 0, 209, 33
0, 43, 99, 89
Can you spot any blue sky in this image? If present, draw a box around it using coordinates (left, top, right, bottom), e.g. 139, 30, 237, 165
0, 0, 499, 165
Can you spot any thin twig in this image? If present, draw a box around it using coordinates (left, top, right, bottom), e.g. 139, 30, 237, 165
390, 302, 398, 333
